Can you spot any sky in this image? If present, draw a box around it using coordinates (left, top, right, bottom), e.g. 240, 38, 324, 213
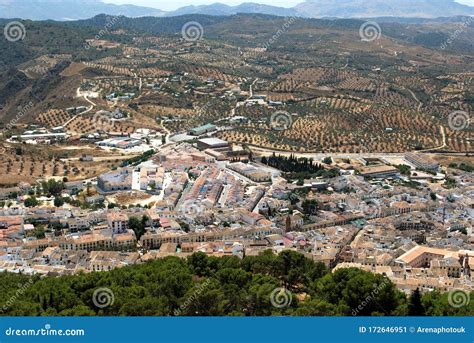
103, 0, 474, 11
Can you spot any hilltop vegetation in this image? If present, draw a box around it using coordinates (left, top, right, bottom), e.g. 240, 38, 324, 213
0, 251, 472, 316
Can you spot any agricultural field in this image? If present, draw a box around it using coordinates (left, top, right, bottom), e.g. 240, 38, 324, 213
36, 109, 74, 128
0, 13, 472, 160
0, 143, 131, 185
19, 54, 72, 78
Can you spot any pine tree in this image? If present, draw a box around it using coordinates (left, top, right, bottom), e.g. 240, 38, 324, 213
408, 288, 425, 316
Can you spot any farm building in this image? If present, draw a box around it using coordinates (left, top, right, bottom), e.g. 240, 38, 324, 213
189, 123, 216, 136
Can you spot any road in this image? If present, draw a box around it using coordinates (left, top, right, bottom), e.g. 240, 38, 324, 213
160, 119, 171, 143
60, 155, 138, 162
247, 138, 466, 159
417, 125, 447, 152
65, 88, 97, 128
249, 78, 258, 98
401, 87, 448, 151
75, 88, 97, 110
248, 145, 405, 159
403, 86, 423, 112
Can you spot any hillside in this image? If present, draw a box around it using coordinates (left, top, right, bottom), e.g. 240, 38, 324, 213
0, 13, 472, 153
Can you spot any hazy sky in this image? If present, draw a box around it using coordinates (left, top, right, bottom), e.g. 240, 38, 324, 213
103, 0, 474, 11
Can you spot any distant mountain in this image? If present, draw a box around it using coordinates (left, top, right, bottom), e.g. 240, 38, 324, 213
0, 0, 473, 20
166, 0, 474, 19
295, 0, 474, 18
0, 0, 165, 20
165, 3, 298, 17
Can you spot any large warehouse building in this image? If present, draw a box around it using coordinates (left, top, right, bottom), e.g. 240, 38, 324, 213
197, 137, 230, 151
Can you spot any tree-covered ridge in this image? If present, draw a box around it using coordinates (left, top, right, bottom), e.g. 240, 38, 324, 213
0, 251, 472, 316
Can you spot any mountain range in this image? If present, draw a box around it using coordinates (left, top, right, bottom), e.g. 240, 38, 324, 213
0, 0, 165, 20
0, 0, 473, 20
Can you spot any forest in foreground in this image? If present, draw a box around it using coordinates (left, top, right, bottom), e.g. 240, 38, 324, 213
0, 251, 472, 316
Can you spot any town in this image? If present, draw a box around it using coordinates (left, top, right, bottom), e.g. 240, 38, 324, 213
0, 0, 472, 320
1, 136, 472, 296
